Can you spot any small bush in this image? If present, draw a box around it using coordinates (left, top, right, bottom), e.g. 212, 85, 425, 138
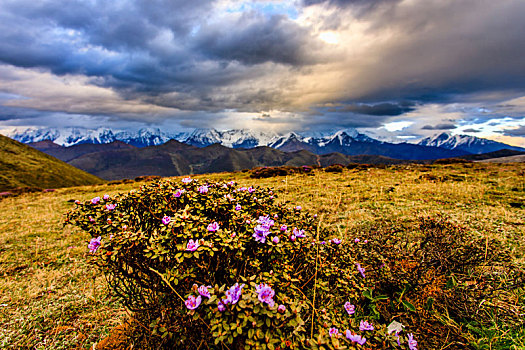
67, 179, 418, 349
250, 166, 315, 179
134, 175, 162, 182
324, 164, 344, 173
433, 158, 472, 164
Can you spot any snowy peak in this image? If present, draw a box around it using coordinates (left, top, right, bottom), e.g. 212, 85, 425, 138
418, 133, 525, 154
268, 129, 377, 149
184, 128, 279, 148
5, 127, 187, 147
6, 127, 117, 146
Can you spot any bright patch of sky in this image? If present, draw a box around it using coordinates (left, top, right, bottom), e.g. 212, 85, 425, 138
383, 121, 413, 132
224, 1, 299, 19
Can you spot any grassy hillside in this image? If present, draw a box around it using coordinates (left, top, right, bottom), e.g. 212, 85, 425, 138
0, 162, 524, 348
0, 135, 104, 191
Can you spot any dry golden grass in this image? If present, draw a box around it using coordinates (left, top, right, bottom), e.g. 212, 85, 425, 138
1, 162, 524, 349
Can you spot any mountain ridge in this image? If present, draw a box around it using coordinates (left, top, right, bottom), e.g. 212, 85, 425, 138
0, 135, 104, 191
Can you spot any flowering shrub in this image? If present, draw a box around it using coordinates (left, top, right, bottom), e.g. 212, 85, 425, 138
67, 179, 430, 349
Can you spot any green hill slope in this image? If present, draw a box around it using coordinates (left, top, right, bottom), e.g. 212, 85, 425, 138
0, 134, 104, 191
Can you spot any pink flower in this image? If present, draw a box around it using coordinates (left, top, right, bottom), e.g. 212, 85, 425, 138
207, 222, 220, 232
198, 185, 209, 194
344, 302, 355, 315
105, 203, 116, 211
198, 285, 211, 298
227, 181, 235, 186
293, 228, 305, 238
162, 216, 171, 225
278, 304, 286, 313
290, 235, 296, 242
359, 320, 374, 331
185, 295, 202, 310
218, 301, 226, 312
88, 236, 102, 253
331, 238, 342, 244
345, 330, 366, 345
74, 200, 80, 204
235, 204, 241, 211
294, 206, 302, 210
239, 187, 247, 191
181, 177, 192, 184
103, 194, 109, 200
255, 283, 275, 307
354, 238, 360, 243
329, 327, 340, 337
272, 236, 279, 244
91, 197, 100, 204
173, 189, 185, 197
248, 186, 255, 193
223, 283, 244, 305
280, 225, 287, 231
89, 216, 95, 223
408, 333, 417, 350
356, 263, 366, 278
186, 239, 199, 251
253, 225, 270, 243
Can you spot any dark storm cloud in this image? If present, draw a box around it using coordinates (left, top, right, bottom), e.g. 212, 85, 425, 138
421, 124, 457, 130
463, 128, 481, 133
328, 102, 416, 116
0, 0, 319, 113
195, 13, 317, 66
499, 125, 525, 137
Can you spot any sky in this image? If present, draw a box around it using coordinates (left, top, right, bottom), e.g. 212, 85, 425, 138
0, 0, 525, 146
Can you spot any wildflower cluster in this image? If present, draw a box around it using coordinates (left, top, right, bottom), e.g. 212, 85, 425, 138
67, 178, 423, 349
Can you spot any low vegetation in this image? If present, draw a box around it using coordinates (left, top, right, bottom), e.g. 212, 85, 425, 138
1, 162, 524, 349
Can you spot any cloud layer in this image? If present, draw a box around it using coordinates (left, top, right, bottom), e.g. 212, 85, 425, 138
0, 0, 524, 145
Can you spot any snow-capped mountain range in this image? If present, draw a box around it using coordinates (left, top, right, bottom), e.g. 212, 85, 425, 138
4, 127, 524, 155
5, 127, 192, 148
418, 132, 525, 154
4, 127, 375, 149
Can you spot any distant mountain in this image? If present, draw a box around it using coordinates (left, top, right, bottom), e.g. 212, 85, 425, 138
184, 128, 280, 148
11, 126, 472, 161
418, 132, 525, 154
268, 130, 465, 160
28, 140, 137, 162
58, 139, 410, 180
0, 135, 103, 191
6, 127, 189, 147
114, 128, 190, 147
9, 127, 524, 157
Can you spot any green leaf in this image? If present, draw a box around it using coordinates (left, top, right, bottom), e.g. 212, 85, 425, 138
402, 300, 416, 312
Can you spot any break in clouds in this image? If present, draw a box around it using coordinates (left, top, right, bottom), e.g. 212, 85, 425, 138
0, 0, 524, 144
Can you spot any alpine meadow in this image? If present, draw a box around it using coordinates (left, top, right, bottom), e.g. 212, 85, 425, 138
1, 162, 524, 349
